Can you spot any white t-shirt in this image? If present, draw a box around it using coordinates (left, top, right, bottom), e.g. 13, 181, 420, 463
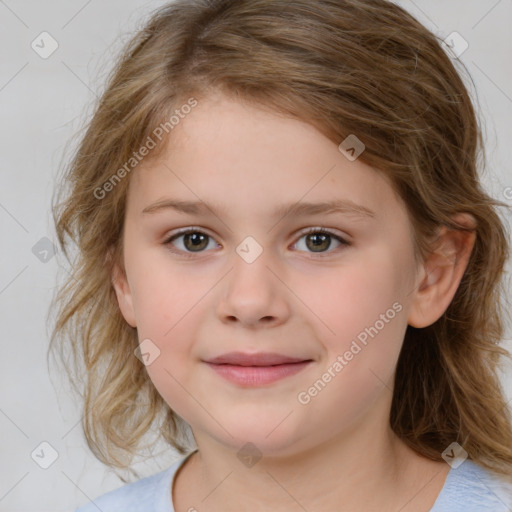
74, 451, 512, 511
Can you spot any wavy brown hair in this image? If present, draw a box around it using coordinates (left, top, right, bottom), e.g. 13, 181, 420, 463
49, 0, 512, 478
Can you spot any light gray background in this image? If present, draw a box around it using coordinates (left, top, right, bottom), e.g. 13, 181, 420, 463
1, 1, 511, 511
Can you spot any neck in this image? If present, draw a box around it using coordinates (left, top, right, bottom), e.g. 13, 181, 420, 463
174, 400, 449, 511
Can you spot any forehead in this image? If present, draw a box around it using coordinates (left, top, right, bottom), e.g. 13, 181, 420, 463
127, 93, 406, 226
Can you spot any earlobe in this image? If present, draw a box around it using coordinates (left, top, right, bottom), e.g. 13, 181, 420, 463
408, 213, 477, 328
111, 261, 137, 328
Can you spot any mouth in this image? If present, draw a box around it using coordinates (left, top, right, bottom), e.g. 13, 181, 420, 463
203, 352, 313, 386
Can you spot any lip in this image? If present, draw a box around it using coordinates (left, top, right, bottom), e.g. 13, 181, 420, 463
203, 352, 313, 386
204, 351, 311, 366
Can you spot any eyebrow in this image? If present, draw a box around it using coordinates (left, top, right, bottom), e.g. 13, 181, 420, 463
142, 198, 376, 220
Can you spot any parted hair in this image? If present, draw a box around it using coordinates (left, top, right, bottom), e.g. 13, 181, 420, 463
50, 0, 512, 477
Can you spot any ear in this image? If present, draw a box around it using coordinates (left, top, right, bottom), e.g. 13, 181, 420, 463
408, 213, 476, 328
111, 257, 137, 328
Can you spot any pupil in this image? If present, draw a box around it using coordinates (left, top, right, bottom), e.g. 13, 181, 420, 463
307, 233, 330, 252
185, 233, 207, 251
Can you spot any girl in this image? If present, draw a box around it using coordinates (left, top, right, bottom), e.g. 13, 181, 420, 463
50, 0, 512, 510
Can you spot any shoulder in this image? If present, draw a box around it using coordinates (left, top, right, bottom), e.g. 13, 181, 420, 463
73, 453, 192, 512
431, 459, 512, 512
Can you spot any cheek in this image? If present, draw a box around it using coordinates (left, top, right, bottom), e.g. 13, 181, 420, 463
300, 247, 409, 395
127, 251, 211, 408
296, 291, 407, 437
129, 247, 212, 337
303, 248, 407, 344
136, 295, 208, 422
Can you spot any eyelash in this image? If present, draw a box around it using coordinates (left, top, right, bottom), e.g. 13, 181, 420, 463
163, 227, 351, 259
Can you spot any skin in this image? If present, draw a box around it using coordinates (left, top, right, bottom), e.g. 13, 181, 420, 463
112, 91, 476, 512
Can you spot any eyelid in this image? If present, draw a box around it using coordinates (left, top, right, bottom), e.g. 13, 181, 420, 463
163, 226, 350, 242
298, 226, 350, 241
164, 225, 215, 239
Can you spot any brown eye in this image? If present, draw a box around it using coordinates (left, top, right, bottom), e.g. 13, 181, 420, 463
305, 232, 332, 252
182, 232, 209, 252
164, 229, 218, 256
293, 228, 350, 256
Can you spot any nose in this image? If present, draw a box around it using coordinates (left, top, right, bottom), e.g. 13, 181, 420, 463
216, 246, 291, 329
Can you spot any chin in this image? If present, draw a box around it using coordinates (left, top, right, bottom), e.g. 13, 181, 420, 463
213, 417, 309, 458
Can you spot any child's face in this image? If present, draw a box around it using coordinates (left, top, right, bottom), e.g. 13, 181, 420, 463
113, 91, 422, 456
